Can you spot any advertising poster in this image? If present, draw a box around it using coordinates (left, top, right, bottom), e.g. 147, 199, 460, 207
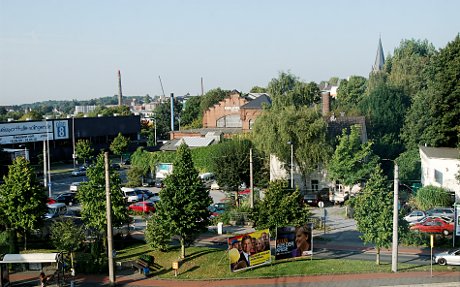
456, 204, 460, 237
228, 229, 271, 272
275, 224, 313, 260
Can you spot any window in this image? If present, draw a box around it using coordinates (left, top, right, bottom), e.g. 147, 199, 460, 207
311, 180, 319, 191
434, 169, 443, 184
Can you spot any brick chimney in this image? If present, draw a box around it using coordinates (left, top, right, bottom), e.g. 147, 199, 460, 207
321, 91, 331, 116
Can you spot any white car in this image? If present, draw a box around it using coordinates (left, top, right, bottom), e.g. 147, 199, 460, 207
121, 187, 140, 203
404, 210, 426, 223
70, 182, 82, 192
210, 181, 220, 190
433, 249, 460, 265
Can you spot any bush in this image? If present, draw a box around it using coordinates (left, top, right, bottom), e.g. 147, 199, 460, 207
414, 185, 452, 210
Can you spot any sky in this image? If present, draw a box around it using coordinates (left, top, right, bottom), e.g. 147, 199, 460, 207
0, 0, 459, 106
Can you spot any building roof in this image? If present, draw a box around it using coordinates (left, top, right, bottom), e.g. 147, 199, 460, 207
325, 115, 367, 145
420, 146, 459, 160
240, 94, 272, 110
372, 37, 385, 73
160, 136, 216, 151
0, 253, 60, 263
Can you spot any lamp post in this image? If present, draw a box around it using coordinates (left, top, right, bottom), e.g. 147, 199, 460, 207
392, 162, 399, 273
72, 116, 76, 169
287, 141, 294, 190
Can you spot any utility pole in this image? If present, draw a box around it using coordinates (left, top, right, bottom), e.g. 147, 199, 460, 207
105, 152, 115, 285
249, 148, 254, 208
72, 116, 76, 169
287, 141, 294, 190
170, 93, 175, 132
43, 140, 47, 188
392, 163, 399, 272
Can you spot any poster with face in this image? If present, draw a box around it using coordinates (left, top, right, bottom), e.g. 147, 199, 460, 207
275, 224, 313, 260
227, 229, 271, 272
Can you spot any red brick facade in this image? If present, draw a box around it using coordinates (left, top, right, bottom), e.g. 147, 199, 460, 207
202, 92, 249, 128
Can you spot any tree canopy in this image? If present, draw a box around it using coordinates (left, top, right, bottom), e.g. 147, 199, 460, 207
151, 143, 212, 258
327, 125, 378, 186
402, 35, 460, 148
253, 105, 331, 180
75, 139, 94, 164
0, 156, 47, 251
110, 132, 130, 162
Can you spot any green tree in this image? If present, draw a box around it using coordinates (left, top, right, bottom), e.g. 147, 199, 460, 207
249, 86, 267, 93
199, 88, 230, 114
386, 39, 436, 98
254, 180, 311, 232
327, 125, 378, 186
110, 132, 130, 163
145, 213, 170, 251
414, 185, 452, 211
155, 98, 183, 139
75, 139, 94, 164
77, 153, 128, 257
126, 165, 144, 187
0, 157, 47, 251
359, 83, 410, 160
50, 218, 85, 269
152, 143, 212, 259
335, 76, 367, 113
253, 106, 331, 181
352, 165, 399, 264
402, 35, 460, 148
19, 110, 43, 121
180, 95, 202, 128
268, 72, 320, 108
395, 149, 421, 185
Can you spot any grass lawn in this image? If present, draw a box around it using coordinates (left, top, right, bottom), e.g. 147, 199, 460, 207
115, 244, 456, 280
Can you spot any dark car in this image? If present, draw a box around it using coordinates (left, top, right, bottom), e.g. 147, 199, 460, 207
303, 193, 321, 207
54, 192, 78, 206
110, 163, 121, 170
155, 178, 164, 188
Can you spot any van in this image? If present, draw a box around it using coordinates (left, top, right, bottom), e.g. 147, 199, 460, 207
199, 173, 215, 181
45, 203, 67, 219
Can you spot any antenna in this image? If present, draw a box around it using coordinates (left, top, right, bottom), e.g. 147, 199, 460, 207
158, 76, 166, 101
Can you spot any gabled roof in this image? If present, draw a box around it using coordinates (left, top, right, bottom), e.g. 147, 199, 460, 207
325, 115, 367, 145
174, 137, 214, 147
420, 146, 459, 160
240, 94, 272, 110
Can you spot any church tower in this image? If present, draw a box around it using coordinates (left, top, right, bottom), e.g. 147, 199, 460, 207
372, 37, 385, 73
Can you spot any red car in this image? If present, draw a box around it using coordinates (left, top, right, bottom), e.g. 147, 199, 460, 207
410, 217, 454, 236
128, 201, 155, 213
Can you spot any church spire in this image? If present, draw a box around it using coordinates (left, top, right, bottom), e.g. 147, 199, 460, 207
372, 36, 385, 73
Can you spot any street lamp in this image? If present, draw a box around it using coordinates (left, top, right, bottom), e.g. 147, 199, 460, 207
287, 141, 294, 190
392, 162, 399, 273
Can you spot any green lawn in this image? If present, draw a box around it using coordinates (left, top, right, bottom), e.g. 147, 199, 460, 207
114, 244, 456, 279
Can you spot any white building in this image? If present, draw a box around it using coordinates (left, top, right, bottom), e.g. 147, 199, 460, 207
420, 146, 460, 201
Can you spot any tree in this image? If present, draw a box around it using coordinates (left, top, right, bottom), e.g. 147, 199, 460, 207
359, 83, 410, 160
386, 39, 436, 98
395, 149, 421, 185
253, 106, 331, 181
268, 72, 320, 108
19, 110, 43, 121
154, 98, 183, 139
254, 180, 311, 232
414, 186, 452, 211
110, 132, 130, 163
352, 165, 400, 264
180, 95, 202, 128
199, 88, 229, 114
402, 35, 460, 149
335, 76, 367, 113
0, 156, 47, 251
249, 86, 267, 93
151, 143, 212, 259
77, 153, 128, 258
327, 125, 378, 186
50, 218, 84, 269
75, 139, 94, 164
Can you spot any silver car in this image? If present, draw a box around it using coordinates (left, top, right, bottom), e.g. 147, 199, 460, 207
433, 249, 460, 265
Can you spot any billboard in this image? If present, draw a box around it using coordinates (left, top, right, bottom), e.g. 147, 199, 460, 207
456, 204, 460, 237
228, 229, 271, 272
275, 224, 313, 260
0, 120, 69, 144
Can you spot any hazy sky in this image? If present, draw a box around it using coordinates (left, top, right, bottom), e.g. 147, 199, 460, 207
0, 0, 459, 106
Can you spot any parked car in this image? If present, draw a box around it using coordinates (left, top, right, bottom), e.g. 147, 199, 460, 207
404, 210, 426, 223
142, 177, 155, 187
135, 189, 150, 201
433, 249, 460, 266
47, 197, 56, 204
210, 180, 220, 190
409, 215, 453, 226
121, 187, 140, 203
155, 178, 164, 188
208, 202, 228, 218
128, 201, 155, 213
304, 193, 321, 207
110, 163, 121, 170
410, 218, 454, 235
45, 203, 67, 219
71, 167, 86, 176
425, 207, 454, 219
54, 192, 78, 206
